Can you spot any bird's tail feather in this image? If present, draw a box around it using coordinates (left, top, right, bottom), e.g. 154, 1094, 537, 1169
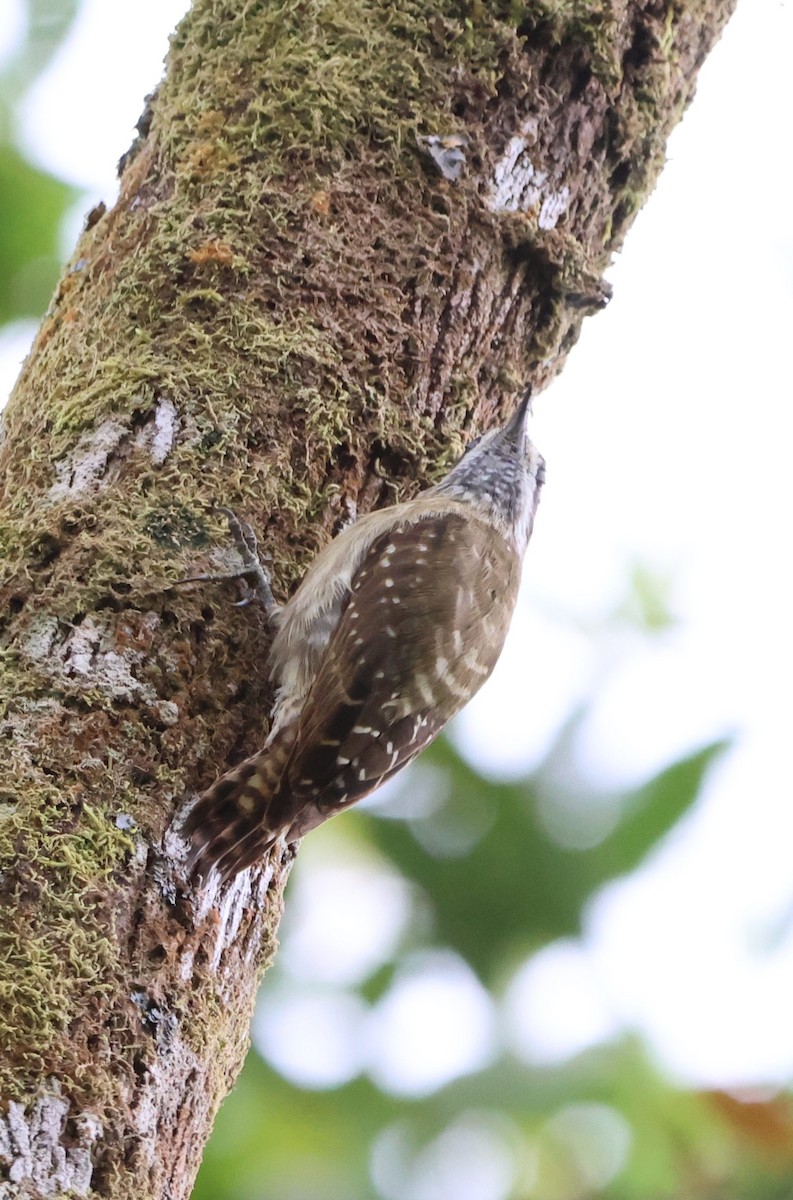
183, 730, 295, 883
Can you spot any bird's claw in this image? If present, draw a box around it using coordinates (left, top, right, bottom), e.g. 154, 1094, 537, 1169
175, 507, 282, 626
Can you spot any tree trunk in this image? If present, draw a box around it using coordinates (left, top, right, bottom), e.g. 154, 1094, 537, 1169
0, 1, 735, 1195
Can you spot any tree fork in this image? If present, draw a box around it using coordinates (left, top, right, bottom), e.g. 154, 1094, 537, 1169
0, 1, 735, 1196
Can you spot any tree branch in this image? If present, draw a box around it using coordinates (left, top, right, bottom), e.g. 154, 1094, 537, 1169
0, 0, 736, 1195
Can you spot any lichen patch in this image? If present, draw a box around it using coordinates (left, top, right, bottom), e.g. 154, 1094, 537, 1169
23, 613, 163, 705
47, 418, 129, 502
47, 397, 179, 502
0, 1090, 102, 1197
486, 129, 571, 229
138, 395, 180, 466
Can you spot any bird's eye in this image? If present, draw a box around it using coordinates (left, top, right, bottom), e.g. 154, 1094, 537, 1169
466, 434, 483, 453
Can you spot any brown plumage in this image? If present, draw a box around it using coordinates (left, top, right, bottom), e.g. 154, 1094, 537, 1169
186, 514, 519, 879
183, 396, 544, 882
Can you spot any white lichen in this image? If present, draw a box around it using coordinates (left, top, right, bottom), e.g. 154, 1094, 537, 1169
136, 395, 179, 466
48, 418, 128, 501
539, 187, 571, 230
62, 616, 157, 702
23, 612, 165, 707
0, 1088, 102, 1197
211, 875, 252, 972
21, 615, 60, 663
489, 134, 535, 212
48, 397, 179, 501
152, 699, 180, 726
122, 1027, 202, 1172
487, 124, 571, 228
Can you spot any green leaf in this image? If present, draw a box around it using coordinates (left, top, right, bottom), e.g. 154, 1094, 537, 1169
360, 735, 727, 981
0, 144, 75, 322
593, 739, 729, 880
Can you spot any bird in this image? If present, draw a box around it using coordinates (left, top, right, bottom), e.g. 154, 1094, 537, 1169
182, 392, 545, 882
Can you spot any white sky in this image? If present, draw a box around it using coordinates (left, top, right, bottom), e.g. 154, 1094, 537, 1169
2, 0, 792, 1098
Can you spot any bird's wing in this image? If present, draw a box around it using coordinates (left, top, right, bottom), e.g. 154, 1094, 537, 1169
269, 511, 519, 839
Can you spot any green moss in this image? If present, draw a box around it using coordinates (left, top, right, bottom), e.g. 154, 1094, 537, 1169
0, 787, 135, 1091
160, 0, 516, 166
0, 0, 531, 571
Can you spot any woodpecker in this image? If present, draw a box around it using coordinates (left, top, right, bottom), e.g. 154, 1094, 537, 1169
183, 393, 545, 881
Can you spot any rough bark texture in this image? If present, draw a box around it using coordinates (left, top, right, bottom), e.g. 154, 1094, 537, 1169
0, 0, 735, 1196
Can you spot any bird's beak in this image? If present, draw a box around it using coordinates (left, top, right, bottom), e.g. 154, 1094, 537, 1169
504, 387, 533, 441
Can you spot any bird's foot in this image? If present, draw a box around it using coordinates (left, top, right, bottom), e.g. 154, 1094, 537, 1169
175, 507, 282, 626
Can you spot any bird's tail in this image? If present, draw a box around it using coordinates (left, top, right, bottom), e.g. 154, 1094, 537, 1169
183, 729, 296, 883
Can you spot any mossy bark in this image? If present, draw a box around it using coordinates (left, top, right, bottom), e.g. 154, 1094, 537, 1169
0, 0, 735, 1195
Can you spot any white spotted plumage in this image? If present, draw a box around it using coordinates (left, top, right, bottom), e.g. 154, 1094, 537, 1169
184, 394, 545, 881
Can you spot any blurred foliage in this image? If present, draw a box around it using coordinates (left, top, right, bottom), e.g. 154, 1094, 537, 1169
362, 735, 726, 983
0, 0, 78, 325
613, 562, 677, 633
191, 726, 793, 1200
0, 0, 79, 98
2, 5, 792, 1198
0, 144, 74, 322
